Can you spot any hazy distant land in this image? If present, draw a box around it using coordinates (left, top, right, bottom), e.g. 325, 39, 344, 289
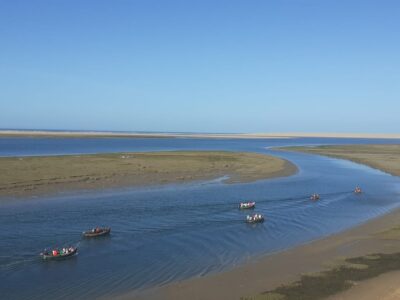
0, 151, 297, 198
2, 129, 400, 139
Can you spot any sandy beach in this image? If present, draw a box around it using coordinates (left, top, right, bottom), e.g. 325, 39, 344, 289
0, 151, 297, 199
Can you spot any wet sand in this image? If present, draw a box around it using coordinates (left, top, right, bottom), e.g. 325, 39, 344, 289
116, 145, 400, 300
0, 151, 297, 199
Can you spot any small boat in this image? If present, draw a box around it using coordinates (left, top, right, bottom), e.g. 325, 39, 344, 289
354, 187, 362, 194
310, 193, 320, 201
83, 227, 111, 238
40, 247, 78, 260
246, 214, 264, 224
239, 201, 256, 209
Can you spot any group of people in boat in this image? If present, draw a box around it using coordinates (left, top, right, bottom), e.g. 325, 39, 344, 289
239, 201, 256, 209
42, 247, 76, 257
239, 201, 264, 223
246, 213, 264, 223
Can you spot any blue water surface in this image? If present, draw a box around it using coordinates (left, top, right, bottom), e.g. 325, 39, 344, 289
0, 137, 399, 299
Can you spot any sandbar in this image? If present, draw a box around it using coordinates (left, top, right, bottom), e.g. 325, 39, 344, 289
0, 151, 297, 199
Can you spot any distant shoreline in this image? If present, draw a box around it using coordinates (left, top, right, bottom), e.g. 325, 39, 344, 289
2, 130, 400, 139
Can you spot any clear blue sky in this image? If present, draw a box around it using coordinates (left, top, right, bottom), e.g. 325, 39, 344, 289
1, 0, 399, 133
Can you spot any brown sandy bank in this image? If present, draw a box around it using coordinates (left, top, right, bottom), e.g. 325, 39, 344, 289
278, 144, 400, 176
0, 151, 297, 199
121, 206, 400, 300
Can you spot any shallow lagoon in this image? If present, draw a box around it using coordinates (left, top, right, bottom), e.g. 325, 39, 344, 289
1, 137, 400, 299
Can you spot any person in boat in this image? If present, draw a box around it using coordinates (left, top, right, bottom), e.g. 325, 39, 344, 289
52, 249, 59, 256
311, 193, 319, 200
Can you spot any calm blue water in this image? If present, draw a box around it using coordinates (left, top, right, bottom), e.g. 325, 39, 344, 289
1, 137, 400, 299
0, 136, 399, 157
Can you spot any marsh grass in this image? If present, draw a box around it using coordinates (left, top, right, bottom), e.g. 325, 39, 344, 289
0, 151, 297, 198
243, 252, 400, 300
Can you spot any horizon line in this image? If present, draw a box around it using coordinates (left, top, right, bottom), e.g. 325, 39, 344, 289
1, 129, 400, 139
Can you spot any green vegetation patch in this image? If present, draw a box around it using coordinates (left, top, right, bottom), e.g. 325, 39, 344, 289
243, 252, 400, 300
375, 225, 400, 240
